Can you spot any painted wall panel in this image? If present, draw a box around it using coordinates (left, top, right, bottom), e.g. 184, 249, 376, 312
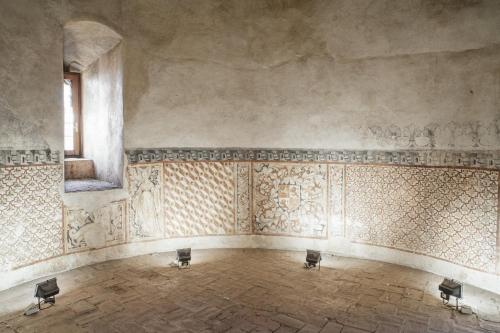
0, 165, 63, 270
163, 162, 235, 237
253, 163, 328, 238
64, 200, 126, 253
128, 164, 163, 241
345, 165, 499, 273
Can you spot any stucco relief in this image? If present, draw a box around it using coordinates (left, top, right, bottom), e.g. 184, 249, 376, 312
0, 165, 63, 270
128, 164, 163, 241
345, 165, 499, 272
253, 163, 328, 238
329, 165, 344, 237
163, 162, 235, 237
64, 201, 126, 253
236, 162, 252, 234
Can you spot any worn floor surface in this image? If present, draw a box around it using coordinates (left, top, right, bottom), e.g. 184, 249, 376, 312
1, 249, 500, 333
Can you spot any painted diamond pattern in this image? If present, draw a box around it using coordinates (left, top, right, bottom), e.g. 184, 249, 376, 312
164, 162, 235, 236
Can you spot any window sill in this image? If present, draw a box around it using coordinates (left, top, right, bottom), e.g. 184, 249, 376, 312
64, 179, 119, 193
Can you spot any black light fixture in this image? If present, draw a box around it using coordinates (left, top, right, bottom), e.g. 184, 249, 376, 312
34, 278, 60, 310
304, 249, 321, 270
176, 248, 191, 269
439, 278, 463, 310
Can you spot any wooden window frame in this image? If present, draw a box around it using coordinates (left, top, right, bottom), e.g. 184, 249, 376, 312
64, 72, 82, 157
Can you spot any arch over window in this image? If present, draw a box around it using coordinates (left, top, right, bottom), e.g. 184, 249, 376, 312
64, 21, 122, 72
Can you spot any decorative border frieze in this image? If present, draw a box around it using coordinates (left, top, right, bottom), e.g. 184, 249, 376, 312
126, 148, 500, 170
0, 149, 60, 167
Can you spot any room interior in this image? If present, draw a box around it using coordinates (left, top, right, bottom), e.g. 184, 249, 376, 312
0, 1, 500, 332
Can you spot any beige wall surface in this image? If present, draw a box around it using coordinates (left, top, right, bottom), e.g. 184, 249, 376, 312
1, 0, 500, 152
122, 0, 500, 150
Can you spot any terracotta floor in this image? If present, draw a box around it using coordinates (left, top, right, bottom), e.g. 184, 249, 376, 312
1, 249, 500, 333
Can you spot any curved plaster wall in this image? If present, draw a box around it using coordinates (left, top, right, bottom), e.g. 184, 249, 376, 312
1, 152, 499, 295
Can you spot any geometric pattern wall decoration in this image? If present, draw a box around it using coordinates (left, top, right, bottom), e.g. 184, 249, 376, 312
128, 164, 164, 241
0, 149, 60, 167
253, 163, 328, 238
0, 165, 63, 270
236, 162, 252, 234
64, 201, 126, 253
1, 147, 498, 277
345, 165, 499, 273
329, 165, 345, 237
126, 147, 500, 170
163, 162, 235, 237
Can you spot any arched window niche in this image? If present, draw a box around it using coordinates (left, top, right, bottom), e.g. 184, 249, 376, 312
63, 21, 124, 192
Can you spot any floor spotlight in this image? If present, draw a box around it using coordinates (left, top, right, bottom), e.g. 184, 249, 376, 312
34, 278, 60, 310
176, 248, 191, 269
439, 278, 462, 310
304, 249, 321, 270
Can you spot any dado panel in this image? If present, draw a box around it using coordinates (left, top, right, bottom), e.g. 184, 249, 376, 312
0, 165, 63, 270
163, 162, 236, 237
162, 162, 251, 236
253, 163, 328, 238
128, 164, 164, 241
345, 165, 499, 273
64, 201, 127, 253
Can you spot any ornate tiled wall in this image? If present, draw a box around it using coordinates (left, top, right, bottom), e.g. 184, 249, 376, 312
345, 165, 499, 273
64, 201, 126, 253
126, 148, 499, 275
253, 163, 328, 238
0, 165, 63, 270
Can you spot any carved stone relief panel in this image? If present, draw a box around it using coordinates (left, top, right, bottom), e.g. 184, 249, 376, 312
329, 165, 345, 237
236, 162, 252, 234
253, 163, 328, 238
64, 201, 126, 253
346, 165, 499, 272
163, 162, 235, 237
0, 165, 63, 270
128, 164, 163, 241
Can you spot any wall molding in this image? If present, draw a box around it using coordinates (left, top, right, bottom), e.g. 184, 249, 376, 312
0, 149, 60, 167
126, 148, 500, 170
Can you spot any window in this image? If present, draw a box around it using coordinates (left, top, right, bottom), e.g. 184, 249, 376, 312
63, 73, 81, 157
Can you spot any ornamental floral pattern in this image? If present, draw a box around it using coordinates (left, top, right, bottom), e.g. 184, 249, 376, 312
163, 162, 235, 236
253, 163, 328, 238
329, 165, 345, 237
64, 201, 126, 253
345, 165, 499, 272
0, 165, 63, 270
236, 162, 252, 234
